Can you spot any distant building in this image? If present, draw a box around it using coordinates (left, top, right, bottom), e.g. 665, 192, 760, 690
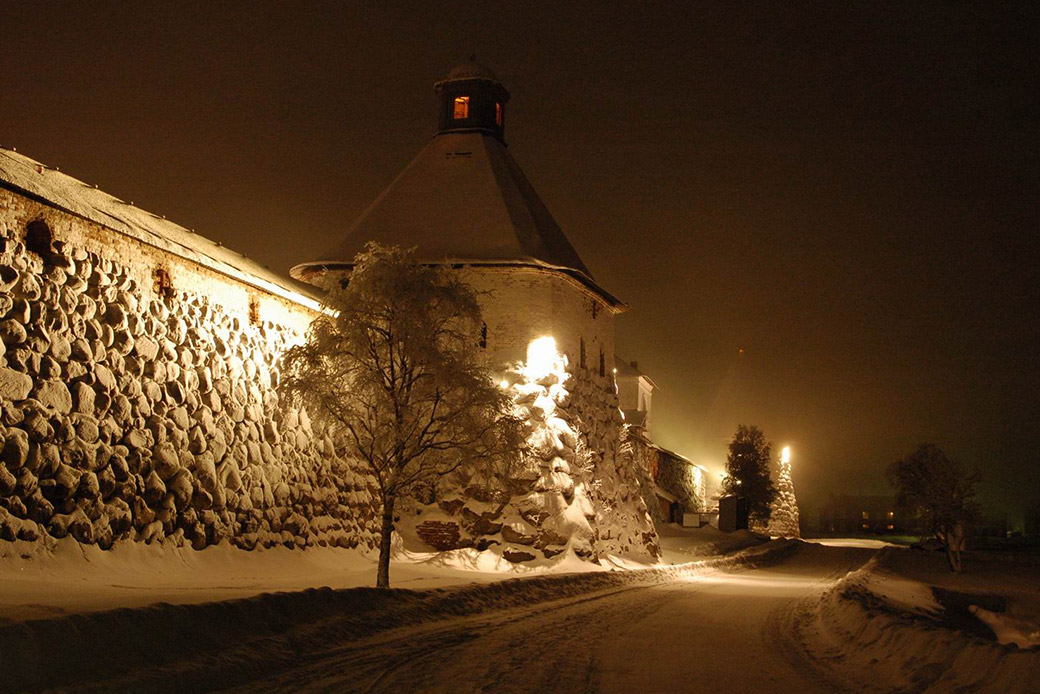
616, 357, 707, 523
614, 357, 654, 430
819, 495, 908, 534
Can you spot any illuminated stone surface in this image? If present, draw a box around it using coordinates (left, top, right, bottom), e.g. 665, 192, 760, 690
0, 160, 380, 551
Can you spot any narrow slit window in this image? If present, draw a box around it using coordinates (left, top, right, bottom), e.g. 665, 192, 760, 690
495, 102, 503, 126
479, 322, 487, 349
579, 338, 586, 369
154, 267, 174, 299
599, 349, 605, 377
453, 96, 470, 119
249, 297, 261, 327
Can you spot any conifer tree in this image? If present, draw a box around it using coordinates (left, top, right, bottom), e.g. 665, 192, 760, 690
722, 425, 775, 526
767, 448, 801, 538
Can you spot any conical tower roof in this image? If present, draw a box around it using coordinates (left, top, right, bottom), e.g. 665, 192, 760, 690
291, 62, 623, 309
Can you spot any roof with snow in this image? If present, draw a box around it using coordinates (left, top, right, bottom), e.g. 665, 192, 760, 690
292, 63, 624, 310
0, 146, 321, 309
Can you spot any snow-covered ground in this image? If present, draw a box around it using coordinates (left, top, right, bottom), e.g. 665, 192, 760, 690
793, 546, 1040, 692
805, 537, 899, 549
0, 525, 761, 623
656, 523, 766, 562
0, 539, 800, 692
4, 535, 1037, 692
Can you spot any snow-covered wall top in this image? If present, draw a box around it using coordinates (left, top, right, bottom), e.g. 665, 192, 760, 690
0, 147, 321, 312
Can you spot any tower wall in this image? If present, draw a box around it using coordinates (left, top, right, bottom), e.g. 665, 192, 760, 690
456, 266, 615, 375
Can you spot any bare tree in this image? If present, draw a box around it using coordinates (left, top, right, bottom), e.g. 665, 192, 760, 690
281, 244, 523, 587
887, 444, 980, 573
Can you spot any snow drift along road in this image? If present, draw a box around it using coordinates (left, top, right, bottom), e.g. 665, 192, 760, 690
791, 548, 1040, 693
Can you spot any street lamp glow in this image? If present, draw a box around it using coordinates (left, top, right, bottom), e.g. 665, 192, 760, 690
781, 446, 791, 464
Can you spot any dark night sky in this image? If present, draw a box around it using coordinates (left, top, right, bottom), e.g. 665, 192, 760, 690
3, 2, 1038, 523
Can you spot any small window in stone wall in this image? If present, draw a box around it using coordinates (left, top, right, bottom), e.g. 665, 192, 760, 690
599, 349, 605, 377
590, 300, 599, 319
154, 267, 174, 300
25, 219, 53, 257
580, 337, 586, 369
479, 322, 487, 349
249, 296, 261, 326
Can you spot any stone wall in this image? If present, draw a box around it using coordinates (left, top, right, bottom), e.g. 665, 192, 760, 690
620, 426, 669, 527
622, 429, 707, 525
458, 267, 616, 376
0, 168, 657, 564
0, 187, 379, 550
656, 451, 706, 514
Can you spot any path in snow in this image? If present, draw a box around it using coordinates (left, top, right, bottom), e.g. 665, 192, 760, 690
230, 543, 874, 693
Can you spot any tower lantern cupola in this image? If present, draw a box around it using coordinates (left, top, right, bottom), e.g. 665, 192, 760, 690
435, 58, 510, 142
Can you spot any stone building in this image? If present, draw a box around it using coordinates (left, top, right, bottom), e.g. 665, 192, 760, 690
0, 60, 660, 562
818, 494, 905, 535
291, 60, 624, 373
294, 60, 659, 560
615, 357, 707, 524
614, 357, 654, 430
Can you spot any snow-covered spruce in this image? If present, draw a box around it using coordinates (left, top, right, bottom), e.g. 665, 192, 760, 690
405, 346, 660, 562
767, 451, 800, 538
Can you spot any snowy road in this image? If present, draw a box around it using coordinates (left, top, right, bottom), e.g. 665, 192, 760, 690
230, 543, 874, 693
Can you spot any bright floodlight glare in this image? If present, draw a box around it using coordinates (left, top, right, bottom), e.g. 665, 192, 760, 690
499, 379, 510, 389
781, 446, 791, 464
525, 336, 558, 380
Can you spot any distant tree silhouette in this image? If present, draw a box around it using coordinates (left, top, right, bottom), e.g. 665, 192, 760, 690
723, 425, 776, 527
887, 444, 980, 573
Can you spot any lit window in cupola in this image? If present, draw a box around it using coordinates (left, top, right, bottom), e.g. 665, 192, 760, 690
453, 96, 470, 119
495, 102, 503, 126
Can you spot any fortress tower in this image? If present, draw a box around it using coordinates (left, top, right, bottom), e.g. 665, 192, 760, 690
292, 61, 658, 560
291, 60, 625, 376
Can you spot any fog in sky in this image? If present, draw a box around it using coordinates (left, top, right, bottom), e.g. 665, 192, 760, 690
2, 2, 1037, 523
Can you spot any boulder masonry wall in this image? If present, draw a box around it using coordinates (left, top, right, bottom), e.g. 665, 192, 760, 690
0, 185, 379, 551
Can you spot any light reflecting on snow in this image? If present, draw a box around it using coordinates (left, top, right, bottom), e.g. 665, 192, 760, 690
683, 571, 822, 593
806, 538, 898, 549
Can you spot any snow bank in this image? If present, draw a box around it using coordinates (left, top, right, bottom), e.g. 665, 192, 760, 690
656, 524, 765, 563
794, 547, 1040, 692
0, 540, 797, 692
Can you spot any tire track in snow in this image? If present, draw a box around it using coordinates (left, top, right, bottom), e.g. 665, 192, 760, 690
231, 578, 690, 693
224, 543, 861, 693
13, 541, 797, 693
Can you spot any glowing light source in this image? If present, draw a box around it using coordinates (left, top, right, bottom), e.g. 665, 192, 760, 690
453, 95, 470, 119
499, 379, 510, 389
524, 336, 562, 381
781, 446, 791, 464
